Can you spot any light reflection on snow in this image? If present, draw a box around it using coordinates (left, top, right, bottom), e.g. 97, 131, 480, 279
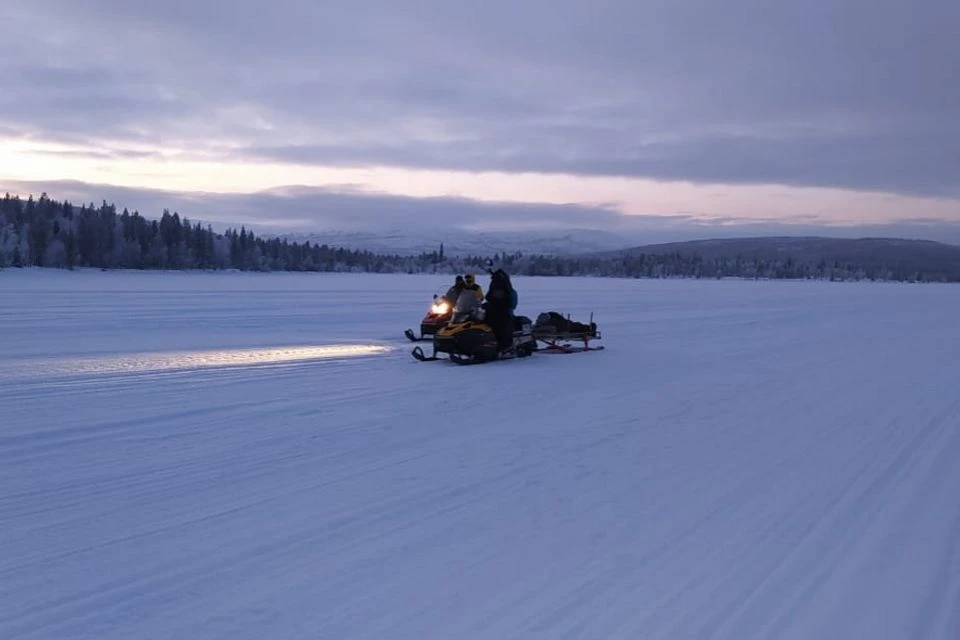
0, 343, 392, 380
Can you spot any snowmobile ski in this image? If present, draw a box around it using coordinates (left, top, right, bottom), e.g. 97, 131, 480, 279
411, 345, 439, 361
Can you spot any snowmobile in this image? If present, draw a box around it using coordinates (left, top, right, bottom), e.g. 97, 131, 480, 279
411, 289, 537, 365
404, 293, 454, 342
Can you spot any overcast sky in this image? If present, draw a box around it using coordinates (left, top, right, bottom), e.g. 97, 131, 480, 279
1, 0, 957, 240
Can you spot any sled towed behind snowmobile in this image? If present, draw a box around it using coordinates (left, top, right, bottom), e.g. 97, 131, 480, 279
531, 311, 604, 353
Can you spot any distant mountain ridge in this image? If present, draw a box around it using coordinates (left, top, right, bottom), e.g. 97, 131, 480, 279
278, 228, 635, 256
272, 231, 960, 281
600, 236, 960, 281
611, 235, 959, 255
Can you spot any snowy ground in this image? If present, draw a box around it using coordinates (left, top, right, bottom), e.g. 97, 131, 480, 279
1, 269, 958, 639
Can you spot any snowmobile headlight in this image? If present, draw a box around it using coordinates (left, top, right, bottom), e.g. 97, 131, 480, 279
431, 301, 449, 314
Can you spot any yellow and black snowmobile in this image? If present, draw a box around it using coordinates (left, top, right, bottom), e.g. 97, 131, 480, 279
411, 289, 536, 365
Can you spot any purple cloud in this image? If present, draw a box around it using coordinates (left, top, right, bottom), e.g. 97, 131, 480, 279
1, 0, 957, 198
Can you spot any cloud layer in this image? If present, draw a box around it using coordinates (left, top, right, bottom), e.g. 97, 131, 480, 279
1, 0, 958, 232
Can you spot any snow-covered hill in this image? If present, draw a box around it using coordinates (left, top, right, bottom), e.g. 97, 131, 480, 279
278, 227, 636, 256
1, 270, 958, 639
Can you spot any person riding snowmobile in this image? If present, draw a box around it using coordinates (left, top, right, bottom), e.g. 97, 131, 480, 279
484, 268, 516, 351
444, 275, 465, 304
463, 273, 484, 301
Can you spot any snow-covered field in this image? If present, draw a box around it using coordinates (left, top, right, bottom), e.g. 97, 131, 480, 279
1, 269, 958, 639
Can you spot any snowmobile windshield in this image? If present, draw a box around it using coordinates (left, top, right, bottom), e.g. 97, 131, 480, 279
453, 289, 480, 318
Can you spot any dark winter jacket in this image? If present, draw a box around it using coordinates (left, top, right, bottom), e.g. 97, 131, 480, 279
485, 269, 515, 313
445, 283, 464, 303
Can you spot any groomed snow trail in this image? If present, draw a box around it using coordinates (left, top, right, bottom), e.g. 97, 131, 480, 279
1, 270, 958, 639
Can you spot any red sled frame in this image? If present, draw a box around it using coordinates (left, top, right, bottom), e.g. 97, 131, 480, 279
531, 312, 605, 354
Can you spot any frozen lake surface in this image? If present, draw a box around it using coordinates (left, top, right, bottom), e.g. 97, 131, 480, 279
1, 269, 958, 639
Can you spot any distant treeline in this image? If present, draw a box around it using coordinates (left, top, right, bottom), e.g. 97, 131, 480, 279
0, 192, 955, 282
502, 252, 959, 282
0, 193, 465, 273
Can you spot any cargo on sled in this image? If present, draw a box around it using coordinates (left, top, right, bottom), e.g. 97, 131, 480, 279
530, 311, 604, 353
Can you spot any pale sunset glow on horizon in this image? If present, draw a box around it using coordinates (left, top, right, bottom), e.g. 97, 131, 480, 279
2, 135, 956, 229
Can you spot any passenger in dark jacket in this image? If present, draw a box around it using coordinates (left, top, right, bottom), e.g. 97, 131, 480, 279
484, 268, 516, 350
444, 275, 465, 304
